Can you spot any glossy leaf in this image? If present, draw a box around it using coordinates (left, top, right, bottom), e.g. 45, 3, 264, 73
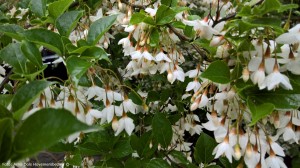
21, 41, 43, 68
156, 5, 176, 25
12, 108, 91, 161
56, 10, 84, 37
29, 0, 46, 17
150, 28, 159, 47
23, 29, 64, 55
12, 80, 53, 120
130, 13, 146, 25
0, 24, 24, 41
194, 133, 217, 164
0, 43, 27, 74
255, 0, 281, 15
238, 81, 300, 110
0, 105, 12, 119
66, 56, 92, 86
128, 91, 143, 105
87, 15, 117, 45
112, 139, 133, 158
146, 158, 171, 168
0, 95, 13, 108
48, 0, 74, 20
81, 46, 109, 61
152, 112, 172, 148
230, 62, 243, 81
0, 118, 13, 162
248, 99, 275, 126
201, 60, 230, 84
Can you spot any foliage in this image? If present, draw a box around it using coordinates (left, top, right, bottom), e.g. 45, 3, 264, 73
0, 0, 300, 167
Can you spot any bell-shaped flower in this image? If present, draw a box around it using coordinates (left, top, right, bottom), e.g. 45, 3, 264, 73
85, 85, 105, 100
155, 50, 171, 62
89, 9, 103, 22
260, 63, 292, 90
186, 78, 201, 92
121, 95, 137, 114
114, 113, 135, 136
265, 149, 287, 168
213, 135, 234, 163
276, 24, 300, 44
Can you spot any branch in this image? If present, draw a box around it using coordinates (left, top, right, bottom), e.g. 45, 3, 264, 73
0, 69, 12, 93
212, 13, 236, 27
120, 0, 156, 9
167, 24, 210, 62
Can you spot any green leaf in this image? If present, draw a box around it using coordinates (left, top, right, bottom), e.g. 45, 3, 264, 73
48, 0, 74, 20
237, 5, 252, 17
146, 158, 171, 168
255, 0, 281, 15
87, 15, 118, 45
147, 91, 160, 104
81, 46, 109, 61
169, 150, 190, 165
247, 99, 275, 126
130, 12, 146, 25
156, 5, 176, 25
230, 62, 243, 81
125, 158, 142, 168
0, 24, 24, 41
29, 0, 46, 17
238, 81, 300, 110
278, 4, 298, 12
23, 29, 64, 55
11, 108, 91, 161
130, 131, 155, 157
66, 154, 82, 166
161, 0, 177, 7
12, 80, 53, 120
112, 139, 133, 158
0, 118, 13, 162
219, 157, 240, 168
201, 60, 230, 84
128, 91, 143, 105
21, 41, 43, 68
194, 133, 217, 164
0, 95, 13, 108
66, 56, 92, 86
56, 10, 84, 37
152, 112, 172, 148
0, 105, 12, 119
150, 28, 159, 47
0, 43, 27, 74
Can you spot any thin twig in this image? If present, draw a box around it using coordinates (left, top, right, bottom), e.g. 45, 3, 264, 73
120, 0, 156, 9
0, 69, 12, 93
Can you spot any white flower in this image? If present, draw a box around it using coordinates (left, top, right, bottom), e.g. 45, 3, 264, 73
118, 36, 131, 48
260, 64, 292, 90
121, 96, 137, 114
213, 135, 234, 163
142, 49, 154, 61
89, 9, 103, 22
114, 114, 135, 136
85, 85, 105, 100
265, 151, 287, 168
276, 24, 300, 44
155, 51, 171, 62
186, 79, 201, 92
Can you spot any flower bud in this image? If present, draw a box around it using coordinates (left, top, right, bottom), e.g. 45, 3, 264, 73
242, 68, 250, 82
246, 142, 253, 158
167, 70, 173, 83
234, 144, 241, 160
112, 117, 119, 132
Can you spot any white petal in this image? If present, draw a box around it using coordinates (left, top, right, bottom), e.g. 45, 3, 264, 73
124, 117, 135, 135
